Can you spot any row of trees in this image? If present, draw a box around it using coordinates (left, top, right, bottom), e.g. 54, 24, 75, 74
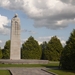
0, 36, 63, 61
0, 29, 75, 70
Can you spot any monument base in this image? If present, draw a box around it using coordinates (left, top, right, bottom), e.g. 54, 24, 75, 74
0, 59, 49, 64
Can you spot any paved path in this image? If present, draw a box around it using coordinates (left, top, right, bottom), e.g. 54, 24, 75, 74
0, 68, 52, 75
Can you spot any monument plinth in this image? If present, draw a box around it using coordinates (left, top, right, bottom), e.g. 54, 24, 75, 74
10, 14, 21, 60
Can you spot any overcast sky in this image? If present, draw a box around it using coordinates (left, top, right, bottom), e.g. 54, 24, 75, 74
0, 0, 75, 48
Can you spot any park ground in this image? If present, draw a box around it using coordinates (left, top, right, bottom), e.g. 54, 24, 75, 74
0, 61, 75, 75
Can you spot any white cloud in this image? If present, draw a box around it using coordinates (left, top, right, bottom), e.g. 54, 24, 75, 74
0, 40, 2, 43
0, 40, 4, 48
38, 41, 42, 45
21, 36, 66, 46
61, 0, 75, 5
21, 39, 27, 45
38, 36, 52, 42
61, 40, 66, 46
0, 14, 10, 35
37, 36, 66, 46
37, 36, 51, 45
0, 0, 75, 29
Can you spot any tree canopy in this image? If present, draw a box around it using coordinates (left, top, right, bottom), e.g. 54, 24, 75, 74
0, 47, 2, 59
21, 36, 42, 59
40, 41, 47, 59
43, 36, 63, 61
2, 40, 10, 59
60, 29, 75, 70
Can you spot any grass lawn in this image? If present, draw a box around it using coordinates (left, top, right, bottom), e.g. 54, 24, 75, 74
0, 61, 75, 75
49, 69, 75, 75
0, 70, 10, 75
0, 62, 59, 67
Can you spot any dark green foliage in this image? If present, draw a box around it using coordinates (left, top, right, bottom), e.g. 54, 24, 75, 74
40, 41, 47, 59
2, 40, 10, 59
21, 36, 42, 59
43, 36, 63, 61
60, 29, 75, 70
0, 48, 2, 59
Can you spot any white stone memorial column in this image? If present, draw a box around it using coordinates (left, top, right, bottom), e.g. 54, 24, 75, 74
10, 14, 21, 60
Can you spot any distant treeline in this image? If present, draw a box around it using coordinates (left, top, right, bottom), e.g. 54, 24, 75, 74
0, 29, 75, 70
0, 36, 63, 61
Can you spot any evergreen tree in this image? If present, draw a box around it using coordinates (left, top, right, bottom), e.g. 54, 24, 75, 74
21, 36, 42, 59
44, 36, 63, 61
40, 41, 47, 59
60, 29, 75, 70
2, 40, 10, 59
0, 47, 2, 59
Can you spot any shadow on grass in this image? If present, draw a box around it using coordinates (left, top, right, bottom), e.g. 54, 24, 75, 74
41, 63, 59, 69
50, 68, 75, 74
59, 69, 75, 73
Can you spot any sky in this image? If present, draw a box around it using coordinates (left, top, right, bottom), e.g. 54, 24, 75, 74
0, 0, 75, 48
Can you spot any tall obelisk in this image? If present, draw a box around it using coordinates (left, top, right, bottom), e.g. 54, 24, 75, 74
10, 14, 21, 60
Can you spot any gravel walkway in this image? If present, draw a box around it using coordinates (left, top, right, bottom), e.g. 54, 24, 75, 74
0, 68, 53, 75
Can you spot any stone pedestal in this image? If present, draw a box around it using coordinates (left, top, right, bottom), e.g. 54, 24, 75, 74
0, 59, 49, 64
